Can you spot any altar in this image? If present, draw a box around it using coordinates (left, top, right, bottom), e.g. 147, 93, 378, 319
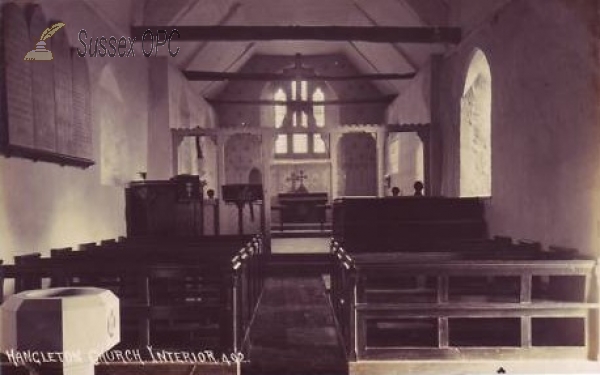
278, 192, 328, 223
274, 170, 329, 227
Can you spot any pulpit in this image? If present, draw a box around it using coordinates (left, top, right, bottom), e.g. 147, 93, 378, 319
125, 175, 204, 237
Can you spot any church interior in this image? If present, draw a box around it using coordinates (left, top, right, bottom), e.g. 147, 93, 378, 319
0, 0, 599, 374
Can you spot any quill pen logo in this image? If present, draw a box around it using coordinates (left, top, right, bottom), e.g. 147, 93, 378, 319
23, 22, 66, 61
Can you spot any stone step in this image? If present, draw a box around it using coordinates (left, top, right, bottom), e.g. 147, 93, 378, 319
263, 253, 333, 276
271, 230, 332, 239
271, 222, 332, 239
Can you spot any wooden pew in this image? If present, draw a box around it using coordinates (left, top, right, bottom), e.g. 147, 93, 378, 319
1, 235, 264, 354
48, 248, 73, 287
333, 197, 488, 253
14, 253, 42, 292
46, 235, 262, 307
49, 235, 255, 268
330, 242, 598, 361
85, 236, 262, 352
100, 239, 118, 246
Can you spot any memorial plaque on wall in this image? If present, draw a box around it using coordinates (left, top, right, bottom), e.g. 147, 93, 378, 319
71, 47, 92, 160
1, 3, 34, 148
28, 6, 56, 152
52, 23, 73, 156
0, 4, 93, 167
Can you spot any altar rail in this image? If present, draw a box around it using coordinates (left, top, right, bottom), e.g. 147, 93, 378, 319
330, 240, 599, 361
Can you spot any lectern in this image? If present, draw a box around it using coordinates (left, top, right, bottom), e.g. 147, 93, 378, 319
222, 184, 264, 234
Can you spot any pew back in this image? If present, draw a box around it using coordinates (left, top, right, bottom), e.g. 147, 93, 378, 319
1, 235, 264, 354
333, 197, 487, 252
330, 242, 598, 361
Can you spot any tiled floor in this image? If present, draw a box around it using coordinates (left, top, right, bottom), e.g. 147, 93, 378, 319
244, 277, 347, 375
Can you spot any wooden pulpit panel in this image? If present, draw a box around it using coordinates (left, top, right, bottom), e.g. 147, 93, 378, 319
28, 5, 56, 152
1, 3, 34, 148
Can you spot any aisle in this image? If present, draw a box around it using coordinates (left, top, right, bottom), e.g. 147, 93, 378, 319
244, 277, 347, 375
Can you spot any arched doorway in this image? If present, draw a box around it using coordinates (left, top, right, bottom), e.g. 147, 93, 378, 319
249, 167, 262, 185
338, 133, 377, 196
460, 49, 492, 197
224, 134, 263, 184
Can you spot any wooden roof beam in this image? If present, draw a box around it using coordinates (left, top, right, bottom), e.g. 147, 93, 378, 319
205, 95, 397, 106
131, 25, 461, 44
352, 2, 419, 71
184, 71, 416, 81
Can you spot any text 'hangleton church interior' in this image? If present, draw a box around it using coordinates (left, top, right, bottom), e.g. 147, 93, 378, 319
0, 0, 599, 374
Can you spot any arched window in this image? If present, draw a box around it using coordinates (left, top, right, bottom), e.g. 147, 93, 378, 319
274, 89, 288, 154
460, 49, 492, 197
313, 88, 325, 127
274, 88, 286, 128
273, 80, 328, 158
312, 88, 326, 153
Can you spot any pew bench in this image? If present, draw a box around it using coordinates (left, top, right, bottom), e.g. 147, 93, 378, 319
46, 235, 262, 293
0, 235, 264, 355
330, 242, 599, 361
333, 197, 488, 253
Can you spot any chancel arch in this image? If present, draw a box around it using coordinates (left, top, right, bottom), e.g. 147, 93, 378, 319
460, 48, 492, 197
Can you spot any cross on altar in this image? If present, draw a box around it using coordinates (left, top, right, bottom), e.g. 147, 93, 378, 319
296, 170, 308, 188
286, 172, 299, 192
285, 170, 308, 193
